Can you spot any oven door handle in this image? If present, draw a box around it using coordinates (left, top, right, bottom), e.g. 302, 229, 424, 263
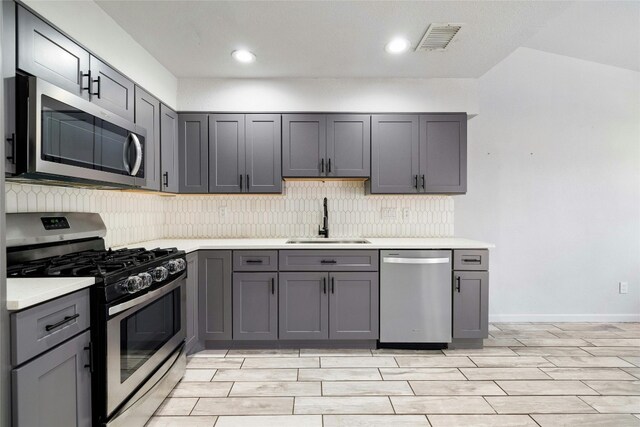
108, 275, 183, 317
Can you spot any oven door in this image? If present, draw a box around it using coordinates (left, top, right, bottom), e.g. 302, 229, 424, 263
105, 276, 186, 417
21, 76, 147, 188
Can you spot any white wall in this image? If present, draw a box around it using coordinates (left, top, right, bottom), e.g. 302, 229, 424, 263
22, 0, 178, 108
178, 78, 478, 114
456, 47, 640, 322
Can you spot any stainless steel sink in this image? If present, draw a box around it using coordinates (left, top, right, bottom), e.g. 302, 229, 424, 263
286, 238, 371, 244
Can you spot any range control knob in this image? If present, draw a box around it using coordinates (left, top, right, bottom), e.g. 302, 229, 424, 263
121, 276, 143, 294
166, 260, 179, 275
139, 272, 153, 289
175, 258, 186, 272
152, 266, 168, 282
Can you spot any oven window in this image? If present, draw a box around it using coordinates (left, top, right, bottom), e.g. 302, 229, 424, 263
120, 288, 180, 383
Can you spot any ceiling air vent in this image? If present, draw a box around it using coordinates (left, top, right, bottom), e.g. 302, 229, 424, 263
416, 23, 463, 51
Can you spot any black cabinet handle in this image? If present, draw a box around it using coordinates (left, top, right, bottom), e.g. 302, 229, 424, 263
246, 174, 250, 190
327, 158, 332, 173
421, 174, 425, 189
320, 260, 337, 264
455, 276, 461, 293
321, 158, 325, 173
45, 314, 80, 332
6, 133, 16, 163
331, 277, 335, 294
271, 277, 275, 295
245, 259, 263, 264
323, 277, 327, 294
462, 258, 481, 263
92, 75, 101, 98
81, 70, 92, 93
414, 175, 419, 189
163, 172, 169, 187
84, 343, 94, 373
239, 174, 243, 190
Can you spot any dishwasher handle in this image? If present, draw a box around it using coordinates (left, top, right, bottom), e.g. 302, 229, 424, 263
382, 257, 450, 265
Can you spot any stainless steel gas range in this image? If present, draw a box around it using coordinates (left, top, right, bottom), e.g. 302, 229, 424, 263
7, 212, 187, 427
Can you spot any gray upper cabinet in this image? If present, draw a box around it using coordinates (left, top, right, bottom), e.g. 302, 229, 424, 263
178, 114, 209, 193
233, 272, 278, 340
279, 272, 329, 340
160, 104, 179, 193
370, 115, 420, 194
209, 114, 245, 193
17, 5, 90, 98
329, 272, 379, 340
185, 252, 199, 354
453, 271, 489, 339
134, 87, 161, 191
4, 0, 16, 175
282, 114, 326, 177
199, 250, 232, 341
326, 114, 370, 177
89, 56, 135, 122
420, 114, 467, 193
12, 330, 92, 427
246, 114, 282, 193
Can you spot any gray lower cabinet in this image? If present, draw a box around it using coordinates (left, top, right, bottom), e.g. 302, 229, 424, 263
370, 115, 420, 193
453, 271, 489, 339
135, 87, 161, 191
233, 272, 278, 340
279, 272, 329, 340
185, 252, 199, 353
420, 114, 467, 193
12, 330, 91, 427
178, 114, 209, 193
89, 56, 135, 122
329, 272, 379, 340
160, 104, 179, 192
326, 114, 370, 177
199, 250, 232, 340
282, 114, 326, 177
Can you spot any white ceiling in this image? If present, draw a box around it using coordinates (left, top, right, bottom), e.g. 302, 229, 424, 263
95, 1, 639, 79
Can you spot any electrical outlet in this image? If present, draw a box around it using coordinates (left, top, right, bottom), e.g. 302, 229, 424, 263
403, 208, 411, 220
381, 207, 396, 220
619, 282, 629, 294
218, 206, 227, 219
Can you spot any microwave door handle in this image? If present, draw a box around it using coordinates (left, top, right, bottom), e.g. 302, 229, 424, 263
122, 136, 131, 174
130, 133, 143, 176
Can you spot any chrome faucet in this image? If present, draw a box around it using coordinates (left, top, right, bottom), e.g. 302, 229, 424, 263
318, 197, 329, 238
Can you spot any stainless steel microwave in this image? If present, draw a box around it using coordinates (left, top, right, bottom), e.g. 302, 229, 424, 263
12, 76, 147, 188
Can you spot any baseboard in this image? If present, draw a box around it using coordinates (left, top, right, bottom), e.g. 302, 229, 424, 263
489, 313, 640, 323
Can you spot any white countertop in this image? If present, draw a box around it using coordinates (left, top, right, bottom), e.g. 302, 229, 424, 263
6, 277, 95, 311
119, 237, 495, 253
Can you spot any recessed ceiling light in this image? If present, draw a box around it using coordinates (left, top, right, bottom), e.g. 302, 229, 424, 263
231, 50, 256, 63
385, 37, 410, 54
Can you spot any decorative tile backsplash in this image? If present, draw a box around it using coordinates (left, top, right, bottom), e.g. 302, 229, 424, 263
5, 181, 454, 247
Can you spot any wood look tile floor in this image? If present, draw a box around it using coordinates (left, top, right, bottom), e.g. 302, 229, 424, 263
147, 323, 640, 426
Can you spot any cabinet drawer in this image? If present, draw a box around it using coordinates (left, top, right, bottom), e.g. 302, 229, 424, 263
279, 250, 379, 271
233, 250, 278, 271
11, 289, 90, 366
454, 250, 489, 271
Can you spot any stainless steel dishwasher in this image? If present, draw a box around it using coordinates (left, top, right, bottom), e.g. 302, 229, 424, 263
380, 250, 452, 344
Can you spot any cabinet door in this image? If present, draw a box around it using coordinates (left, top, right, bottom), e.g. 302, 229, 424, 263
329, 272, 379, 340
89, 56, 135, 121
12, 331, 91, 427
185, 252, 199, 354
453, 271, 489, 339
282, 114, 326, 177
209, 114, 245, 193
4, 1, 16, 175
178, 114, 209, 193
279, 272, 328, 340
246, 114, 282, 193
420, 114, 467, 194
199, 251, 232, 340
16, 6, 90, 98
370, 115, 420, 193
134, 87, 160, 191
160, 104, 179, 193
233, 272, 278, 340
326, 114, 370, 177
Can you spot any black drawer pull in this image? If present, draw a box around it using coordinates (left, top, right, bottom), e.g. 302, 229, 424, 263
45, 314, 80, 332
320, 260, 337, 264
462, 258, 481, 263
246, 259, 263, 264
